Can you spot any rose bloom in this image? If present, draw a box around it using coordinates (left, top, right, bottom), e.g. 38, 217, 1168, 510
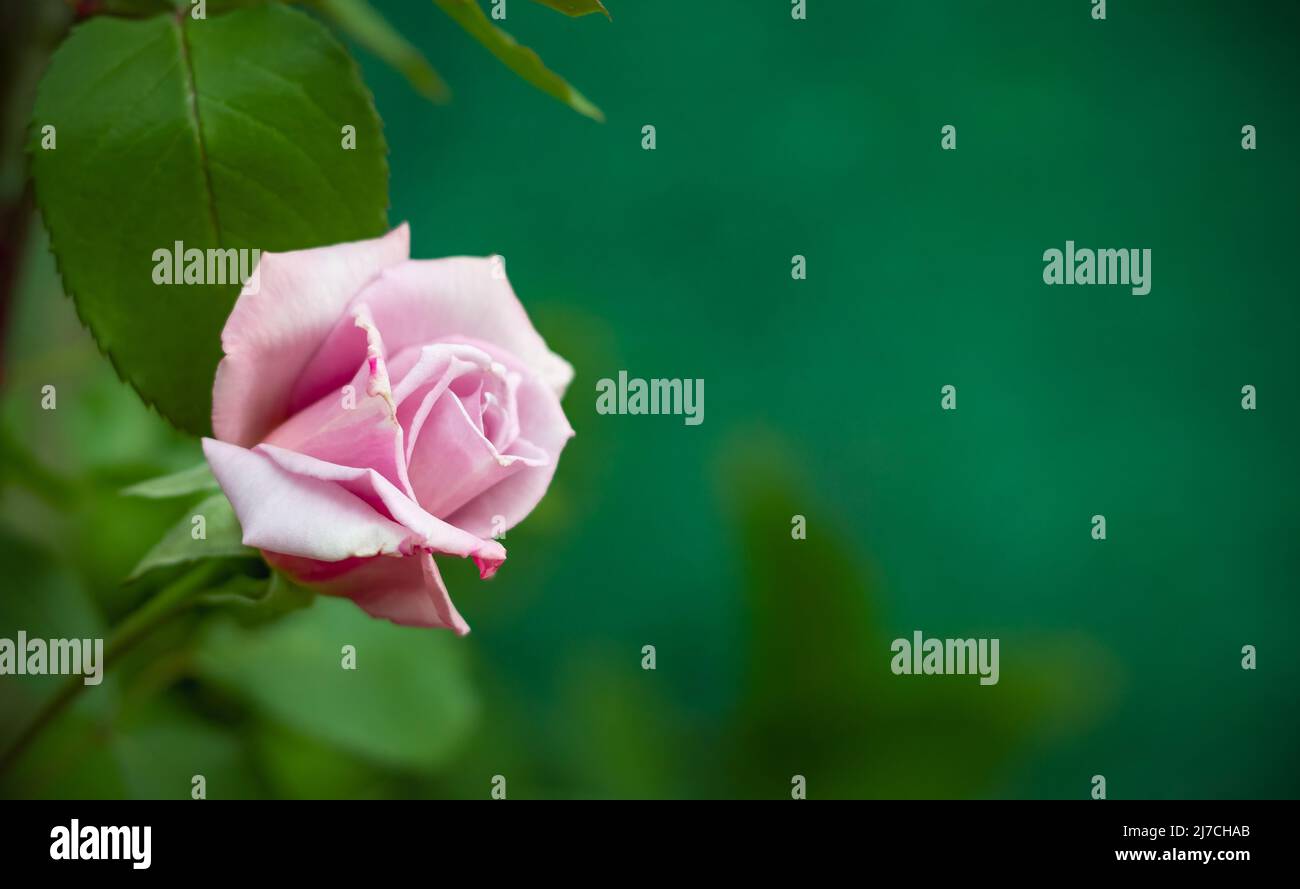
203, 225, 573, 633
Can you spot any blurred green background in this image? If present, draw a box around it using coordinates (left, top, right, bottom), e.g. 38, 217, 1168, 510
2, 0, 1298, 798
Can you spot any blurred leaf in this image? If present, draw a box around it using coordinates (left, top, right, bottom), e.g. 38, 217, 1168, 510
187, 0, 287, 14
716, 432, 1100, 798
121, 462, 217, 499
72, 483, 204, 614
29, 3, 390, 434
531, 0, 610, 17
128, 492, 253, 580
0, 697, 131, 799
557, 652, 683, 799
315, 0, 450, 102
100, 0, 176, 15
0, 529, 125, 798
432, 0, 603, 121
0, 420, 76, 508
3, 561, 261, 800
0, 530, 110, 737
112, 702, 261, 799
195, 595, 478, 772
254, 722, 389, 799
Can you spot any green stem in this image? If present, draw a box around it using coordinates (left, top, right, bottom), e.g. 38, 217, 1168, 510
0, 560, 223, 779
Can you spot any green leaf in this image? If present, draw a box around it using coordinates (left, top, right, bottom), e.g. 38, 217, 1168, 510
121, 462, 218, 498
432, 0, 602, 121
0, 530, 125, 797
113, 703, 263, 800
30, 4, 390, 435
128, 491, 253, 579
715, 432, 1101, 798
99, 0, 178, 15
196, 595, 478, 772
253, 721, 388, 799
314, 0, 450, 103
0, 531, 111, 731
199, 569, 315, 625
531, 0, 610, 18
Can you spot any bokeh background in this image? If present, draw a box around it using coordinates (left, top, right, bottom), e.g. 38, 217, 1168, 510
2, 0, 1298, 799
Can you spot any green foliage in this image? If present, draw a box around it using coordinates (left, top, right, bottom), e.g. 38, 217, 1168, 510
531, 0, 610, 17
432, 0, 603, 121
100, 0, 178, 15
0, 530, 118, 798
195, 594, 478, 772
121, 462, 218, 499
0, 534, 262, 798
29, 3, 389, 434
128, 492, 253, 580
314, 0, 451, 102
717, 435, 1101, 798
112, 703, 261, 799
253, 722, 390, 798
0, 533, 108, 728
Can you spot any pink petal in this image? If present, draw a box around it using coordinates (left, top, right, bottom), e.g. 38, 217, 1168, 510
448, 370, 575, 539
406, 387, 548, 519
203, 438, 506, 574
270, 551, 470, 633
262, 304, 413, 498
202, 437, 411, 561
212, 225, 410, 446
389, 343, 497, 409
254, 443, 506, 572
300, 258, 574, 404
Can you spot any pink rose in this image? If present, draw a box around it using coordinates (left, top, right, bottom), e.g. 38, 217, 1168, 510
202, 225, 574, 634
